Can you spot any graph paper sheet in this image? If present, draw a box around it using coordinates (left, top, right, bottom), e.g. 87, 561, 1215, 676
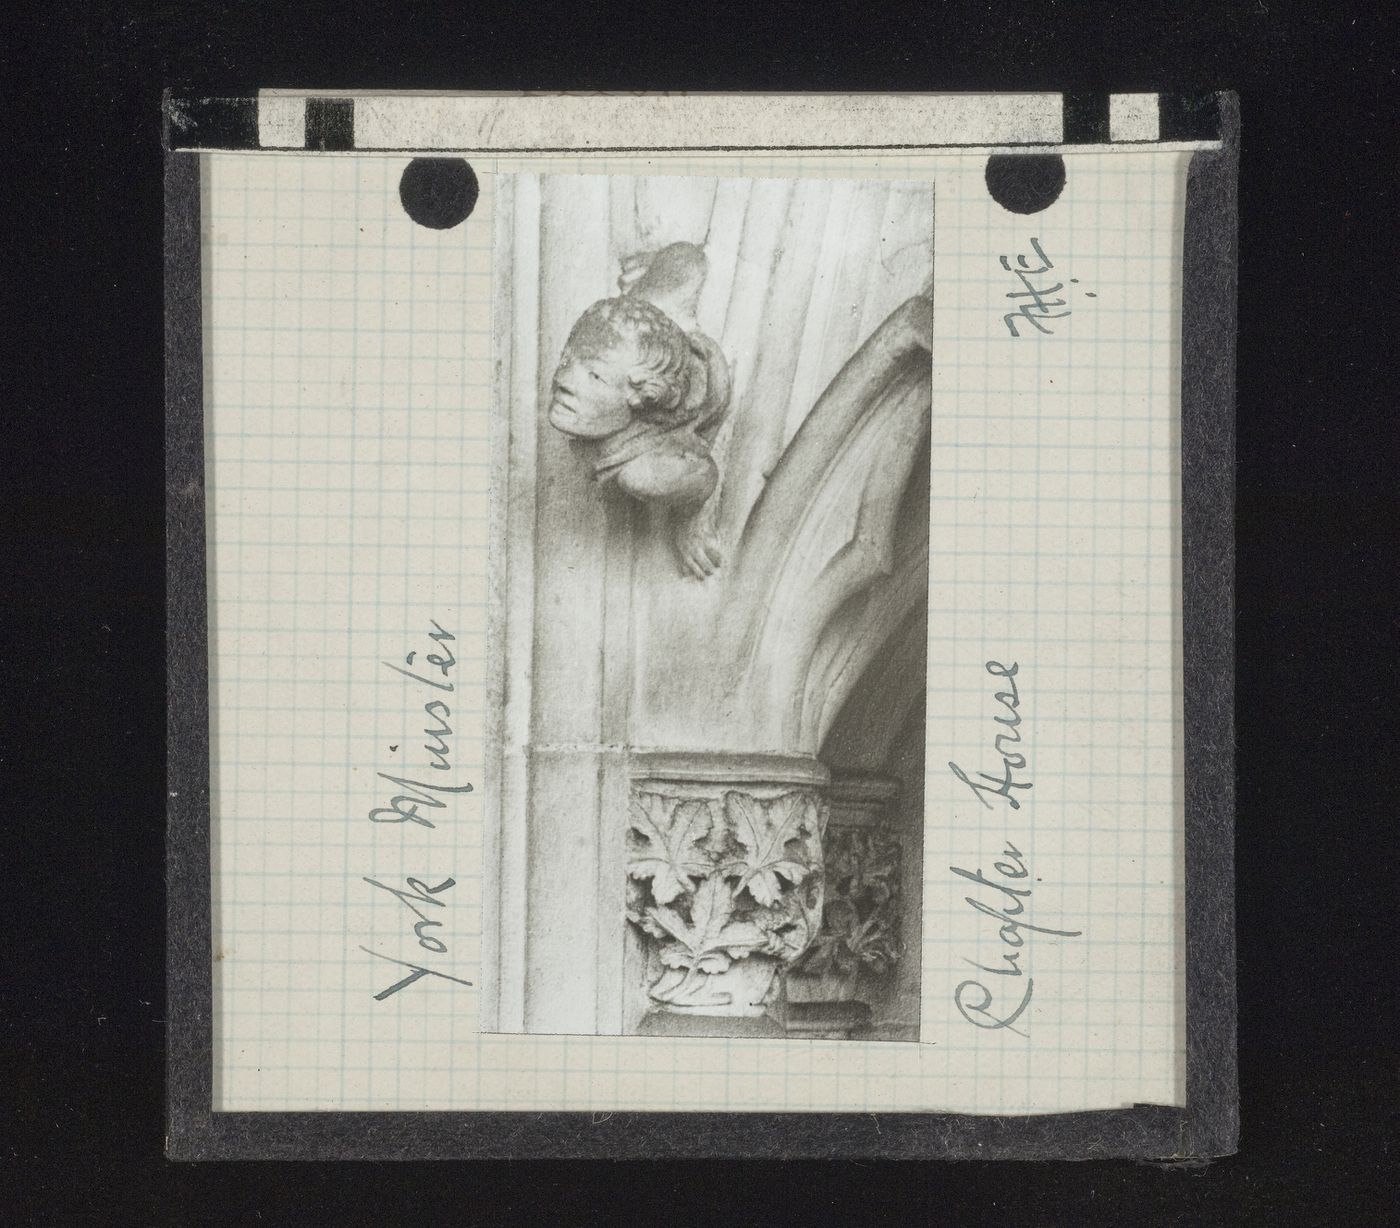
198, 128, 1198, 1115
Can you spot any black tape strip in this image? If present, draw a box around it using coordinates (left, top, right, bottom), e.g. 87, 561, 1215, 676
1161, 92, 1222, 142
165, 95, 258, 151
1062, 93, 1110, 144
164, 150, 216, 1152
305, 98, 355, 152
1178, 90, 1240, 1159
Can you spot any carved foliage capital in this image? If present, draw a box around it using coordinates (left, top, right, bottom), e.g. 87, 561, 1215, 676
626, 785, 826, 1013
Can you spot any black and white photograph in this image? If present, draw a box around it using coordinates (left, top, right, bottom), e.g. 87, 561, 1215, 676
483, 173, 933, 1040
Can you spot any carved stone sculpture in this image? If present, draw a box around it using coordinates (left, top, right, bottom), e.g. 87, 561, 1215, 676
546, 241, 732, 578
624, 755, 827, 1018
789, 777, 902, 998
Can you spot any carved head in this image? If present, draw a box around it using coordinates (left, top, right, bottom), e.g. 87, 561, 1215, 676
548, 296, 694, 439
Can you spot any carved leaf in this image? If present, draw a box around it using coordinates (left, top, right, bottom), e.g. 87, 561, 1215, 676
627, 906, 672, 943
643, 875, 766, 975
792, 826, 903, 978
852, 831, 899, 897
626, 794, 714, 906
724, 792, 817, 908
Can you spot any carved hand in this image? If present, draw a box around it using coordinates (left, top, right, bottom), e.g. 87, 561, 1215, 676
617, 251, 653, 295
673, 507, 724, 580
621, 242, 708, 332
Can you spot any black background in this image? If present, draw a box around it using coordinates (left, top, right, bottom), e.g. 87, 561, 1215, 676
4, 1, 1395, 1222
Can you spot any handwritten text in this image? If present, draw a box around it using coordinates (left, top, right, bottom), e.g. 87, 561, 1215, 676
1000, 238, 1095, 337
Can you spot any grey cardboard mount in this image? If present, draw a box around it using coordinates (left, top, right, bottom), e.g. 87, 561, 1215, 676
165, 97, 1238, 1161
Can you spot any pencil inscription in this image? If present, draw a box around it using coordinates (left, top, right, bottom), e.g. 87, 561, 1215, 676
948, 661, 1082, 1033
948, 660, 1032, 811
1000, 238, 1095, 337
950, 842, 1083, 1035
369, 620, 474, 828
363, 619, 474, 1000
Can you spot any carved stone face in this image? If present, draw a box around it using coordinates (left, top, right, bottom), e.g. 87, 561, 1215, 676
547, 296, 693, 439
547, 341, 638, 439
